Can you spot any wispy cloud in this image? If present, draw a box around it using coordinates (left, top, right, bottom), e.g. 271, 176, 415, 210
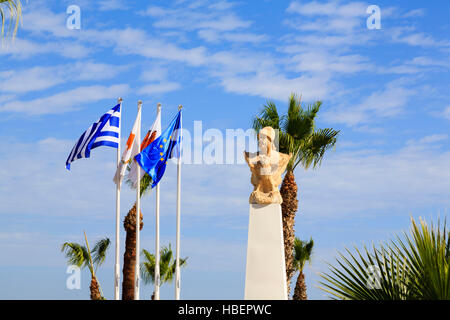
443, 106, 450, 120
0, 62, 128, 94
325, 80, 416, 126
98, 0, 128, 11
0, 84, 130, 115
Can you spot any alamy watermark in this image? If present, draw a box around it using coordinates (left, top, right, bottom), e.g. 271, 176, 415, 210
168, 122, 277, 166
66, 265, 81, 290
366, 5, 381, 30
365, 265, 382, 289
66, 5, 81, 30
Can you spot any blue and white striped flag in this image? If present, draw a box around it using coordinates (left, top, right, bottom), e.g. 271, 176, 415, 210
66, 103, 121, 170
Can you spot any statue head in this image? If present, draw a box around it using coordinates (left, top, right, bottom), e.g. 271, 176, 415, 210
258, 127, 276, 156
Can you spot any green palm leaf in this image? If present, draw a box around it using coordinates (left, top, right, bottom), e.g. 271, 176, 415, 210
61, 242, 90, 269
251, 93, 339, 173
293, 237, 314, 273
140, 244, 188, 287
0, 0, 23, 39
319, 217, 450, 300
92, 238, 111, 270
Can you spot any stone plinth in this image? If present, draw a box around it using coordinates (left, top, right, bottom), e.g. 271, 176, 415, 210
244, 204, 287, 300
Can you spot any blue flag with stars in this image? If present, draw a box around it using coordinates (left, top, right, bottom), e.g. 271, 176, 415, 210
135, 109, 182, 188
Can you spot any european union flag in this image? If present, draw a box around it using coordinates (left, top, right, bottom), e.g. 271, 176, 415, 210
135, 109, 182, 188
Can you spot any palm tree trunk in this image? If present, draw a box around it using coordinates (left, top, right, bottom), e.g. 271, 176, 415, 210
280, 170, 298, 297
292, 271, 307, 300
121, 203, 144, 300
90, 276, 103, 300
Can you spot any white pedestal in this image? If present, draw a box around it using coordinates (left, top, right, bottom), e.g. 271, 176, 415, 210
244, 204, 288, 300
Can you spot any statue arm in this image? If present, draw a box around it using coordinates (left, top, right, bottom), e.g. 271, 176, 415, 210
276, 152, 292, 175
244, 151, 255, 168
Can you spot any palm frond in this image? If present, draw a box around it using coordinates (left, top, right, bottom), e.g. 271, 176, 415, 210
252, 101, 282, 133
92, 238, 111, 269
124, 166, 153, 197
140, 244, 188, 287
140, 249, 156, 285
293, 237, 314, 272
295, 128, 339, 170
61, 242, 90, 269
319, 217, 450, 300
251, 93, 338, 173
0, 0, 23, 40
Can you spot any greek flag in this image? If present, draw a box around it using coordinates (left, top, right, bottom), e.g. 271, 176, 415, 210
66, 104, 121, 170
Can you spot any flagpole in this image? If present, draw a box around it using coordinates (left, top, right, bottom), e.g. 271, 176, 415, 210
134, 100, 142, 300
175, 105, 183, 300
154, 103, 162, 300
114, 97, 122, 300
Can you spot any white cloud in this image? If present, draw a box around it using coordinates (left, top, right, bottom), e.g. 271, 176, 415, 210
198, 30, 268, 44
222, 32, 268, 43
98, 0, 128, 11
409, 56, 450, 69
0, 38, 91, 59
402, 8, 425, 18
138, 82, 181, 96
443, 106, 450, 120
286, 0, 368, 33
298, 138, 450, 218
219, 71, 331, 101
0, 84, 130, 115
290, 52, 370, 74
0, 68, 63, 94
287, 0, 367, 18
390, 28, 450, 47
408, 134, 448, 146
326, 80, 416, 126
143, 4, 251, 32
0, 62, 128, 94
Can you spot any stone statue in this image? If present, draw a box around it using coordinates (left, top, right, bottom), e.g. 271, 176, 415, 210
244, 127, 292, 204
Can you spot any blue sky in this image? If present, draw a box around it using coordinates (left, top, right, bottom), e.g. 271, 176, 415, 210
0, 0, 449, 300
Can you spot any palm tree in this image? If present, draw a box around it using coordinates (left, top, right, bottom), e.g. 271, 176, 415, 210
121, 173, 152, 300
61, 233, 111, 300
140, 244, 188, 300
0, 0, 23, 39
319, 217, 450, 300
252, 93, 339, 295
292, 237, 314, 300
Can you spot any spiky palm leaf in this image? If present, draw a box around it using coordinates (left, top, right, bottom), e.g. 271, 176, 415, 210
0, 0, 23, 39
125, 171, 153, 197
140, 244, 188, 286
252, 94, 339, 172
61, 242, 90, 270
296, 128, 339, 170
293, 237, 314, 273
92, 237, 111, 270
319, 217, 450, 300
393, 218, 450, 299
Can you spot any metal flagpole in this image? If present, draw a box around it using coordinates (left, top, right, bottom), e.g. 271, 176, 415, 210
154, 103, 162, 300
175, 105, 183, 300
114, 97, 122, 300
134, 100, 142, 300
